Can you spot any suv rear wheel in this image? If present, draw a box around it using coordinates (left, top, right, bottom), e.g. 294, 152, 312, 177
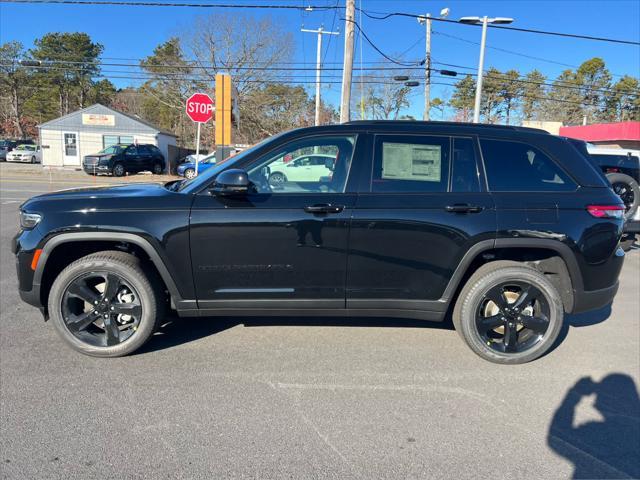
152, 162, 163, 175
453, 261, 563, 364
48, 251, 164, 357
607, 172, 639, 220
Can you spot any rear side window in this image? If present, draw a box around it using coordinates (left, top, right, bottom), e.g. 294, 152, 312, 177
372, 135, 450, 193
480, 138, 577, 192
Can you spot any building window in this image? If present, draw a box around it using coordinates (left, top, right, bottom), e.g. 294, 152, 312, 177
103, 135, 134, 148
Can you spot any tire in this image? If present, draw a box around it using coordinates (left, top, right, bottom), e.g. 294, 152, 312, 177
31, 156, 36, 164
269, 172, 286, 187
47, 251, 165, 357
620, 234, 637, 252
184, 168, 196, 180
152, 162, 163, 175
452, 261, 564, 364
112, 163, 125, 177
607, 172, 639, 220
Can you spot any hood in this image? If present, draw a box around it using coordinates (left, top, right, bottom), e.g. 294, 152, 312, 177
23, 182, 169, 207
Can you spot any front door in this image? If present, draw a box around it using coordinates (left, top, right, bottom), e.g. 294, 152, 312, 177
62, 132, 79, 166
190, 133, 364, 310
347, 134, 496, 312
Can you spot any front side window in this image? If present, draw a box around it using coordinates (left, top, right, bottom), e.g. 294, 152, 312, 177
480, 138, 576, 192
372, 135, 450, 193
247, 135, 356, 194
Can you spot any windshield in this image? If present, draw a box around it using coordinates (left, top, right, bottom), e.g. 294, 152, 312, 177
16, 144, 36, 151
99, 145, 124, 155
175, 134, 283, 193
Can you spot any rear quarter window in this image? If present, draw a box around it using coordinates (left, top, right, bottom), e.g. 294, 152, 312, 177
480, 138, 577, 192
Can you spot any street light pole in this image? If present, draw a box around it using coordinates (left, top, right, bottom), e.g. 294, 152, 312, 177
459, 15, 514, 123
472, 16, 489, 124
302, 26, 339, 126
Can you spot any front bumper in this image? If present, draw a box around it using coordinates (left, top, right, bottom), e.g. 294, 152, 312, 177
83, 164, 110, 173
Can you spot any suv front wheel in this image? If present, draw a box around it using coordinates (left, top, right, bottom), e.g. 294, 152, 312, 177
112, 163, 125, 177
453, 261, 563, 364
48, 251, 164, 357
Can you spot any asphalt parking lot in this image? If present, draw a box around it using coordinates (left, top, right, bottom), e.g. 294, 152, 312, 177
1, 163, 639, 479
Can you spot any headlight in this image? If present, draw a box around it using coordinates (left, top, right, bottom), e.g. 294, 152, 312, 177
20, 211, 42, 230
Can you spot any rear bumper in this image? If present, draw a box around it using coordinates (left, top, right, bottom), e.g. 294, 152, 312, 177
572, 281, 619, 314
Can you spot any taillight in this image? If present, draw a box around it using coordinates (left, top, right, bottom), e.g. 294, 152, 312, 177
586, 205, 625, 219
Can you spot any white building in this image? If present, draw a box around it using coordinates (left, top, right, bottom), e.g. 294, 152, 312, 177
39, 104, 177, 168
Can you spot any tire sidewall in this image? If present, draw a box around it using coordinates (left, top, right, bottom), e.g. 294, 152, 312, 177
153, 162, 163, 175
113, 163, 125, 177
458, 267, 564, 364
184, 168, 195, 179
607, 172, 639, 220
48, 257, 157, 357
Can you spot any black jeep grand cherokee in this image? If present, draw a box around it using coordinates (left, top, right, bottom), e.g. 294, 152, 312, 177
14, 121, 626, 364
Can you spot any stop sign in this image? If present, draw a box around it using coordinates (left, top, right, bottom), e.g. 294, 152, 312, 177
186, 93, 214, 123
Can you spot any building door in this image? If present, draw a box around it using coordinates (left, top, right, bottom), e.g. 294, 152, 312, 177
62, 132, 79, 166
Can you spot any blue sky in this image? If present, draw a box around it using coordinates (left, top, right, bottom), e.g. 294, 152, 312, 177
1, 0, 639, 120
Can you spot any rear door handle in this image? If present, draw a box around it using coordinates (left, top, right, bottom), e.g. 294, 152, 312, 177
445, 204, 484, 213
304, 203, 345, 214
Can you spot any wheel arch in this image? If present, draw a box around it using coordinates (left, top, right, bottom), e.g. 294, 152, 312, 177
443, 239, 582, 313
35, 233, 183, 313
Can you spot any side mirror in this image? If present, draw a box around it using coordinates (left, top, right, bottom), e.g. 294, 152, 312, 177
211, 168, 251, 196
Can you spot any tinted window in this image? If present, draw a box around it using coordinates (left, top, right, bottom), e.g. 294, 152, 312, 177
480, 138, 576, 192
247, 135, 356, 194
452, 137, 480, 192
372, 135, 450, 193
125, 146, 138, 155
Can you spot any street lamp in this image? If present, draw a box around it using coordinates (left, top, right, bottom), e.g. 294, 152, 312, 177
459, 16, 514, 123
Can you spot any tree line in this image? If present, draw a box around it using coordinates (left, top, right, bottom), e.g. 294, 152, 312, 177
445, 59, 640, 125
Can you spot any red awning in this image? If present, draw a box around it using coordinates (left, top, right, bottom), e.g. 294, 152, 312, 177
559, 122, 640, 142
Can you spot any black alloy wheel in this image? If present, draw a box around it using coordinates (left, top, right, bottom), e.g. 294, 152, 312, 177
474, 281, 550, 354
61, 271, 143, 347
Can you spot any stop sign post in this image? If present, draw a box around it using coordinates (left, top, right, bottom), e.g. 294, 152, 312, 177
186, 93, 214, 176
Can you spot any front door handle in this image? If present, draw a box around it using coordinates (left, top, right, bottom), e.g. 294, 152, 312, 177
445, 204, 484, 213
304, 203, 345, 214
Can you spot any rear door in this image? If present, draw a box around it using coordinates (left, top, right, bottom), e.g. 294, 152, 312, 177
346, 133, 496, 312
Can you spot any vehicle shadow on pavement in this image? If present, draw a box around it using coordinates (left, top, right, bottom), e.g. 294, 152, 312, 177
549, 304, 613, 355
135, 314, 454, 354
547, 373, 640, 479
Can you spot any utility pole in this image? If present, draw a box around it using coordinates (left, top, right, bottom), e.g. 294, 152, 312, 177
302, 26, 339, 126
423, 14, 432, 120
340, 0, 355, 123
419, 8, 449, 121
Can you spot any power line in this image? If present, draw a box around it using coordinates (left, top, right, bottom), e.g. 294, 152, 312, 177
4, 0, 639, 45
357, 8, 640, 46
341, 17, 423, 67
433, 30, 630, 78
16, 59, 638, 96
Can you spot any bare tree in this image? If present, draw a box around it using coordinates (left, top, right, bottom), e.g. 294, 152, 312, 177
184, 13, 294, 97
